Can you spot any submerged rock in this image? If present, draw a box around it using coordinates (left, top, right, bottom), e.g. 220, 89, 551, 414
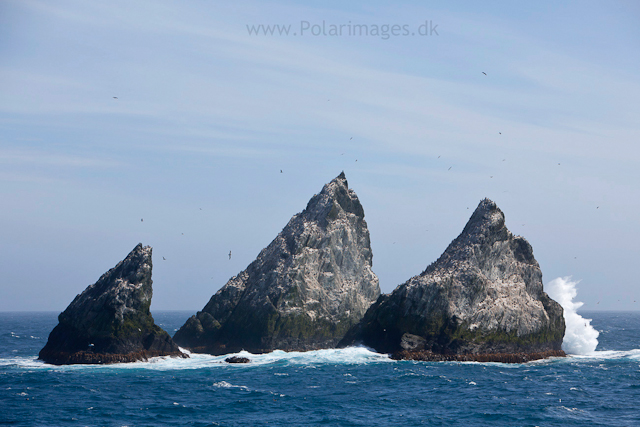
340, 199, 565, 361
225, 356, 251, 364
39, 244, 186, 365
174, 172, 381, 354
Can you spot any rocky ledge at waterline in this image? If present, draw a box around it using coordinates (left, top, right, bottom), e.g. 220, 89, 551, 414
339, 199, 566, 363
39, 244, 186, 365
174, 172, 381, 354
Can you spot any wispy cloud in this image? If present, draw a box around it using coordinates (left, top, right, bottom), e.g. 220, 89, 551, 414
0, 149, 124, 168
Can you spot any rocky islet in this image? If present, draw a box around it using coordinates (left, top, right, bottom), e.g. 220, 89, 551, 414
339, 199, 566, 362
40, 176, 566, 364
39, 244, 186, 365
173, 172, 381, 354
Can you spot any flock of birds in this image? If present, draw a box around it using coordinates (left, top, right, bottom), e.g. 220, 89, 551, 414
124, 70, 606, 306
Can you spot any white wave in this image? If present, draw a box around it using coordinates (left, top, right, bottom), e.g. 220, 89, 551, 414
0, 346, 390, 371
567, 349, 640, 361
212, 381, 249, 390
545, 276, 599, 355
225, 346, 392, 366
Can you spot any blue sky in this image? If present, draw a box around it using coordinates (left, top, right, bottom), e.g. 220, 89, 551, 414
1, 0, 639, 311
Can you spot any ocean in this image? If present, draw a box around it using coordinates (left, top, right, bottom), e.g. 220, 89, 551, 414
1, 310, 640, 426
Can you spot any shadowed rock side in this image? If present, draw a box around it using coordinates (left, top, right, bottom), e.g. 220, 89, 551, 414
339, 199, 566, 362
174, 172, 381, 354
39, 244, 186, 365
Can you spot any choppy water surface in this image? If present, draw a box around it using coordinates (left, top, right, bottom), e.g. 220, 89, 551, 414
1, 311, 640, 426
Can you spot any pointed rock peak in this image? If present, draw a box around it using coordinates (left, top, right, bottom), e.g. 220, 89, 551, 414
321, 171, 349, 195
305, 172, 364, 221
460, 198, 506, 239
131, 242, 147, 253
87, 243, 152, 297
125, 243, 151, 262
133, 242, 152, 255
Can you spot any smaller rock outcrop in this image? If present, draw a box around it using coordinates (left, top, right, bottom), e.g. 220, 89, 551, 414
225, 356, 251, 364
340, 199, 565, 362
39, 244, 186, 365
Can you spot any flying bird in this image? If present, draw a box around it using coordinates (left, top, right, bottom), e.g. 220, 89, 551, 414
448, 166, 452, 171
141, 218, 143, 222
498, 132, 501, 134
229, 251, 232, 260
350, 137, 353, 140
163, 257, 166, 260
113, 97, 118, 99
280, 170, 282, 173
482, 72, 487, 75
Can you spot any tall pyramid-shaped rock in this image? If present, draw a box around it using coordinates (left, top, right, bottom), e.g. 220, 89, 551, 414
340, 199, 565, 362
39, 244, 186, 364
174, 172, 381, 354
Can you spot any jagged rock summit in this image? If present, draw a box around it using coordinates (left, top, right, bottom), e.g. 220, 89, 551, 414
340, 199, 566, 362
174, 172, 381, 354
39, 244, 186, 365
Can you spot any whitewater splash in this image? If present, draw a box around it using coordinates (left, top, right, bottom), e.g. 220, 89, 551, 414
545, 276, 599, 355
1, 346, 391, 371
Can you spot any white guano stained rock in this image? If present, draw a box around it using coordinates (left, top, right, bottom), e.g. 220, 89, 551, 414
174, 172, 381, 354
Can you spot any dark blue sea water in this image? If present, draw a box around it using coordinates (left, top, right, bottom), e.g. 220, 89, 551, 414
2, 311, 640, 426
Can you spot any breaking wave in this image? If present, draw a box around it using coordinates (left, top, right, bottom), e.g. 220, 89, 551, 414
0, 346, 391, 371
545, 276, 599, 355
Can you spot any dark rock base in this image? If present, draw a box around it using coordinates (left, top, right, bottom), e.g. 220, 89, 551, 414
39, 349, 188, 365
391, 349, 566, 363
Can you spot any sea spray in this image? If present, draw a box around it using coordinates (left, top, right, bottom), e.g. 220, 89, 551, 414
546, 277, 599, 354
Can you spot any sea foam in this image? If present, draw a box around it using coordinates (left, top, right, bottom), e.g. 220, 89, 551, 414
545, 276, 599, 355
1, 346, 391, 371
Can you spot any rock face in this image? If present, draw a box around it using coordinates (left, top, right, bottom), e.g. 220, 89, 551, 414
340, 199, 565, 362
173, 172, 381, 354
39, 244, 186, 365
